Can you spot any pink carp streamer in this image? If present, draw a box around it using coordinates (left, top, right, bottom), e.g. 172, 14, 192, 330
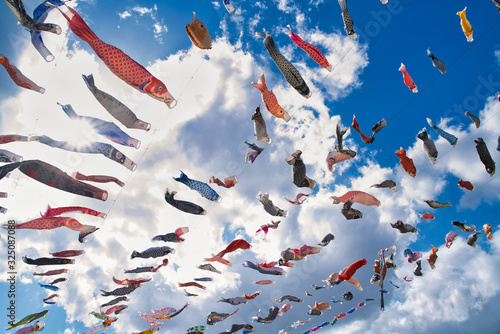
113, 276, 152, 285
3, 216, 91, 231
285, 193, 310, 205
445, 231, 458, 248
49, 250, 85, 257
253, 280, 274, 285
2, 216, 98, 243
33, 269, 68, 276
209, 176, 238, 188
330, 190, 380, 206
42, 294, 59, 302
483, 224, 493, 240
255, 220, 280, 239
100, 305, 128, 315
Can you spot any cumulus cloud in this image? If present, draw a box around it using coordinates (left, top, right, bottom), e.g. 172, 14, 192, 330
335, 235, 500, 334
0, 19, 372, 333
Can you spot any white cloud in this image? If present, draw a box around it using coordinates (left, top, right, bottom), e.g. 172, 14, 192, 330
212, 1, 221, 10
153, 22, 168, 38
117, 11, 131, 19
309, 0, 326, 6
116, 4, 167, 43
0, 19, 372, 331
274, 0, 299, 13
248, 13, 261, 31
132, 6, 153, 16
252, 1, 268, 9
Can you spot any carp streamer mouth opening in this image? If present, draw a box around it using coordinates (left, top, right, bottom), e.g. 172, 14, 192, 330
166, 98, 177, 109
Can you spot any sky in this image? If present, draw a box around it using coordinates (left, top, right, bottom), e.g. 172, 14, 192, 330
0, 0, 500, 333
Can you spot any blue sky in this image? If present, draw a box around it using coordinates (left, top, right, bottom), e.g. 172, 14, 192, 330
1, 0, 500, 333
